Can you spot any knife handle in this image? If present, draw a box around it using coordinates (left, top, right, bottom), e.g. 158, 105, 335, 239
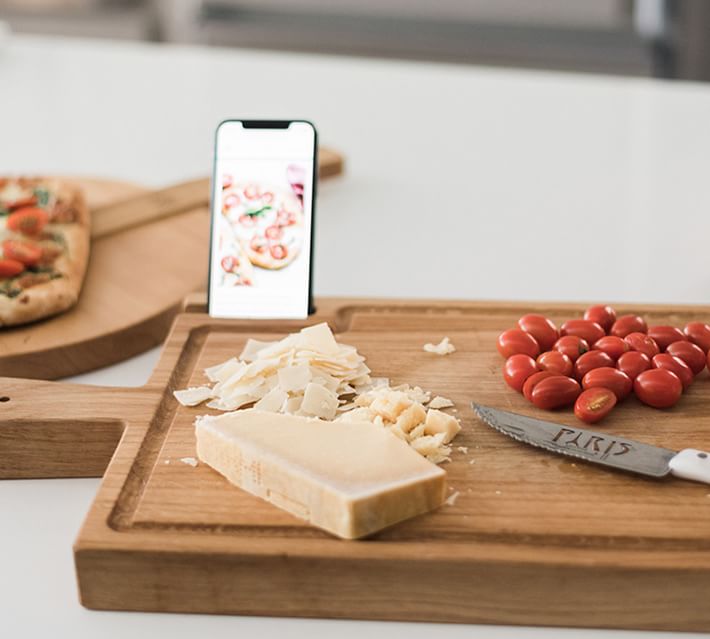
668, 449, 710, 484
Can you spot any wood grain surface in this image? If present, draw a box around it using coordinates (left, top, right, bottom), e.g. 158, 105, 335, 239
0, 148, 343, 380
1, 298, 710, 629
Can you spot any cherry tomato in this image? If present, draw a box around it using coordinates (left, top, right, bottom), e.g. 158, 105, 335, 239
634, 369, 682, 409
0, 258, 25, 277
553, 335, 589, 362
574, 387, 617, 424
250, 236, 267, 253
593, 336, 629, 361
238, 214, 257, 227
616, 351, 651, 381
652, 354, 693, 390
522, 371, 559, 402
647, 325, 687, 351
707, 349, 710, 374
683, 322, 710, 354
560, 319, 605, 345
496, 329, 540, 359
517, 314, 559, 351
6, 207, 49, 236
220, 255, 239, 273
574, 350, 615, 381
624, 332, 660, 358
536, 350, 573, 376
666, 341, 707, 375
2, 239, 42, 266
262, 191, 274, 204
610, 314, 647, 338
530, 376, 581, 410
244, 184, 260, 199
223, 193, 240, 209
581, 367, 632, 401
270, 244, 288, 260
503, 354, 538, 392
583, 305, 617, 332
265, 225, 283, 240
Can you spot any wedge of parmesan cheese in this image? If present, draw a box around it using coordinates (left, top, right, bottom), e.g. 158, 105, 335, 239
196, 410, 446, 539
423, 337, 456, 355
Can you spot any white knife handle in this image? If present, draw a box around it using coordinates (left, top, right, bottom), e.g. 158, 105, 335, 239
669, 449, 710, 484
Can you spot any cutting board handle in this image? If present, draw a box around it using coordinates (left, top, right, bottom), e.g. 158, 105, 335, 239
0, 377, 147, 479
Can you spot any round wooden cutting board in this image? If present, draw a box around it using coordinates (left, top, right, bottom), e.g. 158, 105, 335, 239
0, 178, 211, 379
0, 148, 344, 379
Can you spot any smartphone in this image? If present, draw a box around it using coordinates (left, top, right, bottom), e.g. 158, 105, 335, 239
208, 119, 317, 319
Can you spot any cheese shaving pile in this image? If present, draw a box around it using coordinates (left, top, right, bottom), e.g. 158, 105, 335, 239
174, 322, 461, 463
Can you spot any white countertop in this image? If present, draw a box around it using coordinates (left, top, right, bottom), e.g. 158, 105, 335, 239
2, 33, 710, 639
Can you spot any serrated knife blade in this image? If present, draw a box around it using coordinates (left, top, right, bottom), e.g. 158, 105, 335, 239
471, 402, 710, 484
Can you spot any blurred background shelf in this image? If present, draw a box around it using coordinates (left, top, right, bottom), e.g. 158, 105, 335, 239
1, 0, 709, 80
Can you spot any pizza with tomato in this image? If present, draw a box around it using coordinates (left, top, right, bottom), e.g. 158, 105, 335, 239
220, 178, 304, 272
0, 177, 90, 327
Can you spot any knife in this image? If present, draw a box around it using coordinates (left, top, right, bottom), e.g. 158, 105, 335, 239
471, 402, 710, 485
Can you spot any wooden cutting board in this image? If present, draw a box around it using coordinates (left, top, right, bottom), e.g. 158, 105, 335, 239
1, 298, 710, 631
0, 148, 343, 380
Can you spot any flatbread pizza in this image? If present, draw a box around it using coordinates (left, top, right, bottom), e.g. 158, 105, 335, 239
0, 177, 90, 327
221, 179, 304, 272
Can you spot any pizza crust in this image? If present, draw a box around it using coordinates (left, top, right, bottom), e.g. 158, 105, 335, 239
0, 180, 90, 327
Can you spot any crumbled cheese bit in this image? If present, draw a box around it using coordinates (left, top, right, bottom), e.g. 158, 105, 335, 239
164, 459, 170, 465
469, 459, 476, 465
423, 336, 456, 355
428, 395, 454, 409
173, 386, 213, 406
457, 446, 468, 454
424, 409, 461, 444
180, 457, 198, 467
445, 491, 460, 506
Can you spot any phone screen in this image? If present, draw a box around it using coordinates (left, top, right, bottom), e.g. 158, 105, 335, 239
208, 120, 316, 319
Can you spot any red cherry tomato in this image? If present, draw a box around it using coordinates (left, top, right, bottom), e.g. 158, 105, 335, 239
616, 351, 651, 381
503, 354, 538, 392
707, 349, 710, 374
270, 244, 288, 260
517, 314, 558, 351
239, 214, 257, 227
624, 332, 660, 358
583, 305, 617, 332
6, 207, 49, 236
2, 239, 42, 266
536, 350, 573, 376
0, 258, 25, 277
666, 341, 706, 375
610, 314, 647, 338
222, 174, 233, 189
530, 376, 581, 410
592, 336, 629, 361
574, 350, 615, 381
250, 236, 267, 254
496, 329, 541, 359
634, 369, 682, 409
560, 319, 605, 345
265, 225, 283, 240
683, 322, 710, 354
581, 367, 632, 401
553, 335, 589, 362
652, 354, 694, 390
574, 387, 617, 424
220, 255, 239, 272
647, 325, 686, 351
522, 371, 559, 402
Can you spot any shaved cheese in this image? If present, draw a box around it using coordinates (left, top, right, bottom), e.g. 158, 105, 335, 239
429, 395, 455, 409
297, 322, 339, 355
254, 387, 288, 412
173, 386, 212, 406
239, 339, 275, 362
300, 382, 339, 420
204, 357, 240, 382
423, 337, 456, 355
277, 364, 312, 392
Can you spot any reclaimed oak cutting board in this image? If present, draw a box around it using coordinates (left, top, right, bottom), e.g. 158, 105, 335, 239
0, 148, 344, 380
1, 298, 710, 631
